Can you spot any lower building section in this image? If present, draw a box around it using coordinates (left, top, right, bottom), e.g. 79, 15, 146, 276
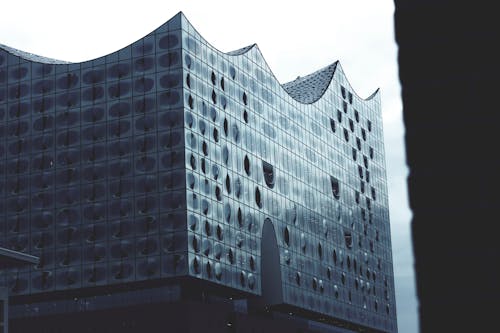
8, 279, 386, 333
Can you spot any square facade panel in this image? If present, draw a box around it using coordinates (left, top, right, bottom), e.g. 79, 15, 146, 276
0, 12, 397, 333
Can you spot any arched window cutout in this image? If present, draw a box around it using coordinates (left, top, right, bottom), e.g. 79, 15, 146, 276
188, 95, 194, 109
244, 155, 251, 176
284, 226, 290, 246
330, 118, 336, 133
344, 231, 353, 249
223, 118, 228, 136
211, 71, 216, 85
330, 176, 340, 199
211, 90, 217, 104
229, 66, 236, 80
262, 161, 275, 188
255, 187, 262, 208
215, 186, 222, 201
225, 174, 231, 194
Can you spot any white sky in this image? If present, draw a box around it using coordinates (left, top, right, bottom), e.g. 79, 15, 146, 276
0, 1, 417, 331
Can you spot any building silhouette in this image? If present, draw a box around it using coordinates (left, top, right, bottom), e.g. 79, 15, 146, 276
1, 12, 397, 332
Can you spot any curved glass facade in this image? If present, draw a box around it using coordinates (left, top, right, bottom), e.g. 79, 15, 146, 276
0, 12, 396, 333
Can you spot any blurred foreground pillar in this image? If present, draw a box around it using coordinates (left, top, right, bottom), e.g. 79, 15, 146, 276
394, 1, 499, 332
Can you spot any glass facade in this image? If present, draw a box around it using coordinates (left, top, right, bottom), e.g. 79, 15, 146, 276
0, 12, 397, 332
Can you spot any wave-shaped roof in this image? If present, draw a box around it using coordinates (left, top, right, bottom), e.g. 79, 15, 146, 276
1, 11, 377, 104
226, 44, 256, 56
282, 62, 338, 104
0, 43, 71, 64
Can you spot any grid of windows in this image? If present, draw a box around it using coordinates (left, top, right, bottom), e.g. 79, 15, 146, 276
0, 12, 396, 333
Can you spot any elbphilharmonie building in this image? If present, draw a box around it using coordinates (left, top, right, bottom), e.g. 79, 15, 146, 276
0, 12, 397, 333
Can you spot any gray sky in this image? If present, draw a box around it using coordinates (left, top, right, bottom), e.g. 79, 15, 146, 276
0, 1, 417, 331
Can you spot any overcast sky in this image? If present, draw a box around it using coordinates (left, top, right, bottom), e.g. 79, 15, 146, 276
0, 1, 417, 331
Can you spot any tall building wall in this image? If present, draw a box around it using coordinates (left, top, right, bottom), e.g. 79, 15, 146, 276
1, 12, 396, 332
0, 13, 187, 294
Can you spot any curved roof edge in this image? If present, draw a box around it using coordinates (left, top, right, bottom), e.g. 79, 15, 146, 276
227, 44, 257, 56
181, 13, 377, 105
282, 62, 338, 104
335, 62, 380, 102
365, 88, 380, 101
0, 43, 72, 64
1, 11, 379, 105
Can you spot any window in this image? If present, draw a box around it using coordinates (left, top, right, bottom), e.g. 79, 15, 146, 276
330, 118, 336, 133
223, 118, 228, 136
330, 176, 340, 199
215, 186, 222, 201
255, 187, 262, 208
284, 226, 290, 246
211, 71, 216, 85
225, 175, 231, 194
344, 231, 353, 249
262, 161, 275, 188
188, 95, 194, 109
213, 128, 219, 142
244, 155, 251, 175
211, 89, 217, 104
